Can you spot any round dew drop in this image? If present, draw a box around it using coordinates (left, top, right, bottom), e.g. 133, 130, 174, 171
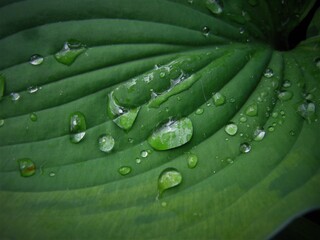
212, 92, 226, 106
17, 158, 36, 177
187, 153, 198, 169
98, 134, 115, 153
205, 0, 223, 15
202, 26, 210, 37
224, 123, 238, 136
278, 91, 293, 101
0, 119, 4, 127
29, 54, 44, 66
69, 111, 87, 143
30, 112, 38, 122
10, 92, 20, 101
140, 150, 148, 158
245, 103, 258, 116
264, 68, 274, 78
158, 168, 182, 198
27, 86, 39, 94
240, 142, 251, 153
118, 166, 132, 176
253, 128, 266, 141
195, 108, 204, 115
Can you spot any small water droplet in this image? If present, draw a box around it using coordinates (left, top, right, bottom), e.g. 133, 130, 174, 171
10, 92, 20, 101
29, 54, 44, 66
272, 112, 279, 118
202, 26, 210, 37
289, 130, 295, 136
206, 0, 223, 15
118, 166, 132, 176
240, 142, 251, 153
0, 119, 4, 127
128, 138, 134, 143
69, 111, 86, 143
187, 153, 198, 169
195, 108, 204, 115
297, 101, 316, 123
27, 86, 39, 94
49, 172, 56, 177
98, 134, 115, 153
253, 127, 266, 141
29, 112, 37, 122
188, 0, 194, 4
17, 158, 36, 177
245, 103, 258, 116
264, 68, 274, 78
282, 80, 291, 88
140, 150, 148, 158
268, 126, 275, 132
239, 27, 245, 34
278, 91, 293, 101
157, 168, 182, 198
212, 92, 226, 106
55, 39, 86, 65
148, 118, 193, 150
240, 116, 247, 123
226, 158, 234, 164
159, 71, 166, 78
135, 158, 141, 164
224, 122, 238, 136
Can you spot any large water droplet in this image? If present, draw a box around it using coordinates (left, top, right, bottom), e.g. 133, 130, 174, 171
263, 68, 274, 78
27, 86, 39, 94
206, 0, 223, 15
0, 75, 5, 100
29, 54, 44, 66
245, 103, 258, 116
30, 112, 38, 122
297, 101, 316, 123
55, 39, 86, 66
98, 134, 115, 153
69, 111, 86, 143
0, 119, 4, 127
17, 158, 36, 177
10, 92, 20, 101
140, 150, 148, 158
212, 92, 226, 106
187, 153, 198, 168
118, 166, 132, 176
253, 127, 266, 141
240, 142, 251, 153
158, 168, 182, 198
224, 122, 238, 136
195, 108, 204, 115
148, 118, 193, 150
278, 91, 293, 101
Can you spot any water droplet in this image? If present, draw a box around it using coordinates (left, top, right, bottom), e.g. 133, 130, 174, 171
229, 98, 236, 103
272, 112, 278, 118
159, 72, 166, 78
27, 86, 39, 94
29, 112, 37, 122
289, 130, 295, 136
128, 138, 134, 143
54, 39, 86, 65
297, 101, 316, 123
240, 116, 247, 123
245, 103, 258, 116
98, 134, 115, 153
195, 108, 204, 115
268, 126, 275, 132
253, 127, 266, 141
314, 57, 320, 69
49, 172, 56, 177
0, 119, 4, 127
0, 75, 5, 100
10, 92, 20, 101
118, 166, 132, 176
69, 111, 86, 143
278, 91, 293, 101
206, 0, 223, 15
304, 93, 314, 101
135, 158, 141, 164
240, 142, 251, 153
264, 68, 274, 78
247, 0, 258, 6
212, 92, 226, 106
202, 26, 210, 37
148, 118, 193, 150
224, 122, 238, 136
161, 201, 168, 207
239, 27, 245, 34
282, 80, 291, 88
226, 158, 233, 164
187, 153, 198, 169
17, 158, 36, 177
158, 168, 182, 198
140, 150, 148, 158
29, 54, 44, 66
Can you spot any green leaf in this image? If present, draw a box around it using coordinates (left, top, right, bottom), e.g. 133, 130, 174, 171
0, 0, 319, 239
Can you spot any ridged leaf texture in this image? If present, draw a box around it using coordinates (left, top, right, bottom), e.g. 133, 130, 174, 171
0, 0, 319, 239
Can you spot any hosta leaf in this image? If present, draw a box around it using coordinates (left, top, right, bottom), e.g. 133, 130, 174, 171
0, 0, 319, 239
